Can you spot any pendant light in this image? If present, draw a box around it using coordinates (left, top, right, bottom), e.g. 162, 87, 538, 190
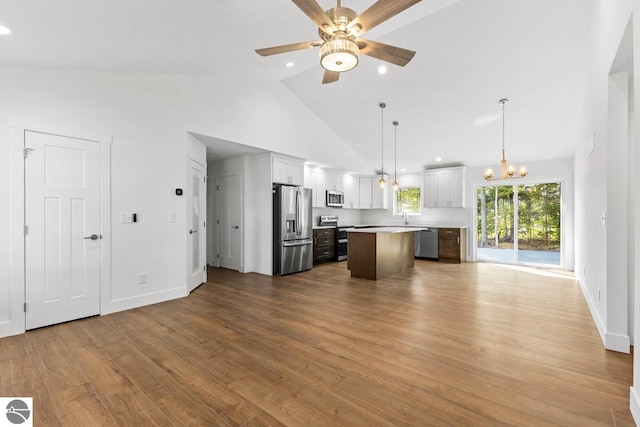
392, 120, 400, 191
483, 98, 528, 180
378, 102, 387, 189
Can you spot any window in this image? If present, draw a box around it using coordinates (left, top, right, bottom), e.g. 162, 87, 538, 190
394, 187, 422, 215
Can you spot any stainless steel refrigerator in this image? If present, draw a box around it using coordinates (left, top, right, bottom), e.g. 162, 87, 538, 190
273, 185, 313, 275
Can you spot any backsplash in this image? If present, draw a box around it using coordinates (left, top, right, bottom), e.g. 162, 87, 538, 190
361, 207, 469, 227
312, 206, 468, 227
312, 207, 362, 227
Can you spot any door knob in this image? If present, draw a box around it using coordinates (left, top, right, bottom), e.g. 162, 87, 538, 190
83, 234, 101, 240
232, 225, 239, 229
189, 229, 198, 234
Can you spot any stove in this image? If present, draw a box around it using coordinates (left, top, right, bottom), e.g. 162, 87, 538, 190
318, 216, 353, 261
335, 225, 354, 261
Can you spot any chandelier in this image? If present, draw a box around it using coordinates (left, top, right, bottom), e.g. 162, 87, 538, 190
483, 98, 528, 180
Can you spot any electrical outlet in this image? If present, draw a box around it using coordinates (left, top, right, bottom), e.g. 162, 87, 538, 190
138, 273, 147, 284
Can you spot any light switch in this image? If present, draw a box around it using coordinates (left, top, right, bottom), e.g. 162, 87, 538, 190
602, 211, 606, 226
120, 213, 133, 224
168, 213, 176, 223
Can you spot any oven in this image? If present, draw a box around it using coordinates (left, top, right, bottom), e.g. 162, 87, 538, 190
336, 226, 354, 261
318, 215, 353, 262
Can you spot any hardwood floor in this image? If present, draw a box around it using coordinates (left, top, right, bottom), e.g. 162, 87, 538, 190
0, 261, 634, 426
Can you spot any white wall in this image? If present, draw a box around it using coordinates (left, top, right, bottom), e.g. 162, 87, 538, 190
574, 1, 636, 353
0, 64, 372, 336
568, 0, 640, 421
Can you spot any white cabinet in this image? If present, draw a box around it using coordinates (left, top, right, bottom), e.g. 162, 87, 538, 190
424, 171, 438, 208
303, 166, 326, 208
372, 179, 388, 209
315, 170, 326, 207
324, 171, 343, 192
272, 156, 304, 186
358, 175, 388, 209
424, 166, 466, 208
342, 175, 359, 209
359, 177, 373, 209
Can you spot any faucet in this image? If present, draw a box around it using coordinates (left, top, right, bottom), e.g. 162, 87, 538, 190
402, 211, 409, 226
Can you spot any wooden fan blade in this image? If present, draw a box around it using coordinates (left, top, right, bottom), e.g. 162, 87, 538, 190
348, 0, 422, 36
322, 70, 340, 84
255, 40, 322, 56
358, 38, 416, 67
292, 0, 337, 32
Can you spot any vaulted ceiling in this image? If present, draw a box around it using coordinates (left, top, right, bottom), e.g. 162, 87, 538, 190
0, 0, 592, 173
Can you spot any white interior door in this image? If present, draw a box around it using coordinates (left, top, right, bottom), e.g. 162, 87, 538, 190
187, 159, 206, 292
25, 131, 101, 330
218, 174, 241, 271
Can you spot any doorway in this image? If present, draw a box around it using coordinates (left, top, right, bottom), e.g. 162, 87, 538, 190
218, 174, 241, 271
25, 131, 102, 329
476, 182, 562, 267
187, 158, 207, 292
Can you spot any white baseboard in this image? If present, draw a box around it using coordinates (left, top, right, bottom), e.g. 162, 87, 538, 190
577, 278, 607, 346
631, 387, 640, 425
577, 279, 630, 353
101, 287, 188, 316
240, 264, 253, 273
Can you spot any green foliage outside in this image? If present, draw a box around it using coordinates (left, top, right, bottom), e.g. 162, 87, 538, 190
477, 183, 561, 251
395, 187, 421, 214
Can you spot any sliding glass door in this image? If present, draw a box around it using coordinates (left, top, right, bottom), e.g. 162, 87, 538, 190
476, 182, 561, 266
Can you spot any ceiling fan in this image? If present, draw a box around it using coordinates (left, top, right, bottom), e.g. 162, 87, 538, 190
255, 0, 422, 84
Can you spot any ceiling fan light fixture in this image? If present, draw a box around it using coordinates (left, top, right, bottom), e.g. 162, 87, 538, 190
320, 37, 359, 72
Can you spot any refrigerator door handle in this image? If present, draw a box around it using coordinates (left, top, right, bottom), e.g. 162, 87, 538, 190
283, 239, 313, 247
296, 189, 301, 235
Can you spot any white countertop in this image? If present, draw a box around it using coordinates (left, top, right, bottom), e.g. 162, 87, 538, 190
354, 224, 467, 229
313, 225, 336, 230
348, 226, 429, 234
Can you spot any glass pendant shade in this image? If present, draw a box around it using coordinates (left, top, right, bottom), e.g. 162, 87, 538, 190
379, 176, 386, 189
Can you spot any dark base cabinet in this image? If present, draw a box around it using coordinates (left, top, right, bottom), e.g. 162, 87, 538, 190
313, 229, 335, 265
437, 228, 466, 263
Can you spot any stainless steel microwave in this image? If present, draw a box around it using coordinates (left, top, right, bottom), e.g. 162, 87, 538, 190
326, 190, 344, 207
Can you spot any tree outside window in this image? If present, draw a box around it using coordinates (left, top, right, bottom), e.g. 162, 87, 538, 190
395, 187, 422, 215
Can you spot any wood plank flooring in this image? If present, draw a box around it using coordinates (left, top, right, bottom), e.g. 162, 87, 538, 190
0, 261, 634, 426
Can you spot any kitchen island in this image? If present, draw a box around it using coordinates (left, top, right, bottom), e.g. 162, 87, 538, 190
347, 227, 427, 280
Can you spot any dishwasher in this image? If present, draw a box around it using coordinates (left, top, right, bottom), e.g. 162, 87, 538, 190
414, 229, 438, 260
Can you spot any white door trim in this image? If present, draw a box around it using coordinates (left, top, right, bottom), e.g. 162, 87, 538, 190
186, 156, 207, 292
5, 127, 111, 338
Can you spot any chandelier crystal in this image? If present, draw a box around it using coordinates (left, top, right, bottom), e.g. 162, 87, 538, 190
483, 98, 528, 181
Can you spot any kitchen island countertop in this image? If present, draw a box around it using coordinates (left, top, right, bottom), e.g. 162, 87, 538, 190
348, 227, 429, 233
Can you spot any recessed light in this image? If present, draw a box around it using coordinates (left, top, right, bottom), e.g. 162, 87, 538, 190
435, 157, 443, 162
400, 168, 406, 172
378, 65, 387, 75
0, 26, 11, 35
285, 62, 295, 68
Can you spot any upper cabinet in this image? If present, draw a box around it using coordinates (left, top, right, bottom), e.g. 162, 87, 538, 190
273, 155, 304, 186
424, 166, 466, 208
304, 166, 326, 208
342, 175, 359, 209
359, 175, 388, 209
324, 170, 343, 192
